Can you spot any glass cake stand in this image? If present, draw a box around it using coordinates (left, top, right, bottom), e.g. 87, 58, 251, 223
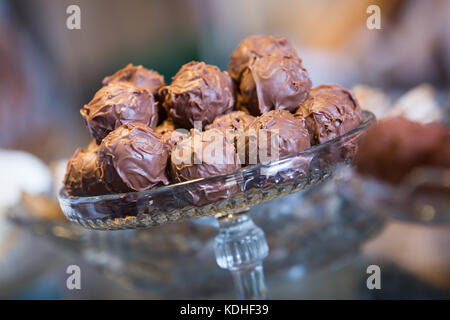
58, 111, 375, 299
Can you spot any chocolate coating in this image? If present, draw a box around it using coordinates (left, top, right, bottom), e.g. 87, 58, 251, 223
356, 117, 450, 185
205, 111, 255, 131
296, 84, 363, 145
160, 61, 235, 129
102, 64, 165, 95
63, 147, 108, 197
170, 129, 241, 205
246, 109, 311, 165
81, 82, 158, 144
98, 122, 170, 193
239, 55, 311, 116
228, 35, 298, 82
103, 64, 167, 123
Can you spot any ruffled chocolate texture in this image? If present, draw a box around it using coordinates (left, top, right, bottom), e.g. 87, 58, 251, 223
205, 111, 255, 131
356, 117, 450, 185
228, 35, 299, 82
63, 146, 108, 197
97, 122, 170, 193
160, 61, 235, 129
295, 84, 363, 145
103, 64, 167, 123
245, 109, 311, 165
239, 55, 311, 116
241, 110, 312, 187
81, 82, 158, 144
170, 129, 241, 206
102, 64, 165, 95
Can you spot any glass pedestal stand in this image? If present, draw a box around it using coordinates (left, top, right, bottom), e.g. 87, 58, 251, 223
58, 111, 375, 300
214, 212, 269, 299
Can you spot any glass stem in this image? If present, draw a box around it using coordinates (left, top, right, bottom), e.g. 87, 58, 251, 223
214, 213, 269, 299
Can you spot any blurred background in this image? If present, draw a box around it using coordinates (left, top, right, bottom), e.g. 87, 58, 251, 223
0, 0, 449, 299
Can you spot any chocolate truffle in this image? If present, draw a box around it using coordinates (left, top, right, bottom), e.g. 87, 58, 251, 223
160, 61, 235, 129
205, 111, 255, 131
245, 109, 311, 165
170, 128, 241, 205
228, 35, 298, 82
102, 64, 165, 96
63, 147, 108, 197
98, 122, 170, 193
296, 84, 363, 145
356, 117, 450, 185
81, 82, 158, 144
239, 55, 311, 116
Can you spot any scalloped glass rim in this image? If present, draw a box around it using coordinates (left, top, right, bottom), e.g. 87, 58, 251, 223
59, 110, 375, 203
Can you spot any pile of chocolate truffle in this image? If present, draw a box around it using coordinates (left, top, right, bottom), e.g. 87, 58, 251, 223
63, 35, 363, 197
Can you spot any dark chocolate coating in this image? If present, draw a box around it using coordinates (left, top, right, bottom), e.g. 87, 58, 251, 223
103, 64, 167, 123
170, 129, 241, 205
296, 84, 363, 145
356, 117, 450, 185
205, 111, 255, 131
98, 122, 170, 193
102, 64, 165, 95
239, 55, 311, 116
63, 147, 108, 197
160, 61, 235, 129
245, 109, 311, 164
228, 35, 298, 82
81, 82, 158, 144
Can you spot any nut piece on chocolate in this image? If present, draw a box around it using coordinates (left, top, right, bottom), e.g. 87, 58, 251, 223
160, 61, 235, 129
155, 118, 175, 136
97, 122, 170, 193
205, 111, 255, 131
81, 82, 159, 144
245, 109, 311, 165
239, 55, 311, 116
63, 146, 108, 197
170, 128, 241, 205
102, 64, 165, 96
356, 117, 450, 185
86, 139, 99, 152
296, 84, 363, 145
228, 35, 298, 83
